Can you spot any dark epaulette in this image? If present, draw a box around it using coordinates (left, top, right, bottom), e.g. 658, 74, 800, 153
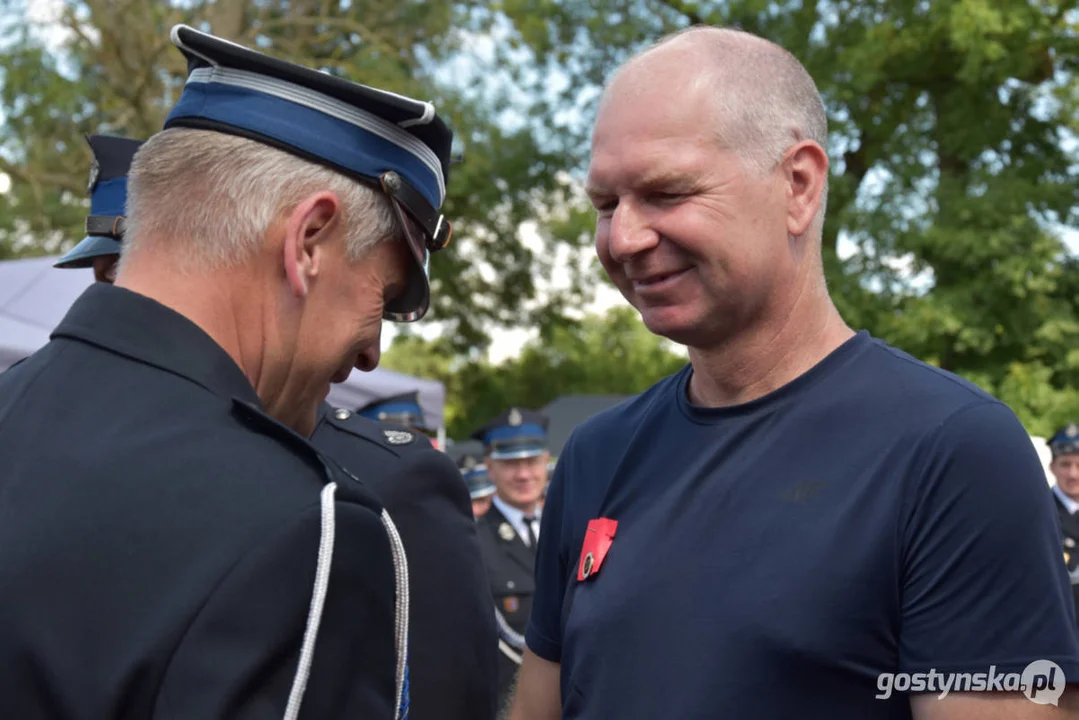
319, 403, 433, 457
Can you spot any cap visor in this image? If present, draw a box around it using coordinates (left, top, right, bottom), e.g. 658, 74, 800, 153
54, 235, 122, 269
382, 203, 432, 322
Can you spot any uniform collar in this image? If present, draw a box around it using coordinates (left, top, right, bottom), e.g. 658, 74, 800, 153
51, 283, 261, 406
1054, 484, 1079, 515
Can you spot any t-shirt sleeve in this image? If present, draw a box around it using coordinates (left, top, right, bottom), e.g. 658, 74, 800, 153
899, 400, 1079, 678
526, 440, 573, 663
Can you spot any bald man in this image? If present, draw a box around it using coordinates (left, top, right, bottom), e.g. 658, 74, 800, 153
511, 27, 1079, 720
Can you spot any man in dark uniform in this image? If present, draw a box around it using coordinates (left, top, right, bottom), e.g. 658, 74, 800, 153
1050, 423, 1079, 627
357, 390, 432, 430
358, 391, 439, 443
459, 453, 496, 518
53, 134, 142, 283
472, 407, 551, 711
0, 24, 456, 719
52, 131, 498, 720
312, 403, 499, 720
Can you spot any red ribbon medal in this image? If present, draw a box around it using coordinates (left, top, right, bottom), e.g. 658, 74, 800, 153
577, 518, 618, 582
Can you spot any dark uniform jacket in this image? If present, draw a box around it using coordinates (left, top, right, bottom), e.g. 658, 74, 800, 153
0, 284, 403, 719
476, 502, 536, 708
1053, 492, 1079, 627
310, 407, 498, 720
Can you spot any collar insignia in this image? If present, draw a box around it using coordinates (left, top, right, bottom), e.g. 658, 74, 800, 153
383, 429, 414, 445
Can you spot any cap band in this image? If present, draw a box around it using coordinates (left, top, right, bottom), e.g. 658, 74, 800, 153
1052, 438, 1079, 456
89, 177, 128, 217
85, 215, 126, 238
483, 423, 547, 446
170, 66, 445, 206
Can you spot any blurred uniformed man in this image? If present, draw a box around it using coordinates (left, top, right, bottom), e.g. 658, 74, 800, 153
359, 391, 438, 444
312, 404, 499, 720
472, 407, 550, 711
459, 453, 496, 518
0, 25, 456, 719
1050, 423, 1079, 625
53, 134, 142, 283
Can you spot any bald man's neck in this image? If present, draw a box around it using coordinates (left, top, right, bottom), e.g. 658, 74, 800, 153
685, 268, 852, 409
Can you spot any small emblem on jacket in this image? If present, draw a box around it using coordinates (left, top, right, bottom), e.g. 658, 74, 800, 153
503, 596, 520, 613
499, 522, 516, 541
383, 429, 413, 445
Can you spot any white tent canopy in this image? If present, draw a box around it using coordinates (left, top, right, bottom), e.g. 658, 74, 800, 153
0, 255, 445, 429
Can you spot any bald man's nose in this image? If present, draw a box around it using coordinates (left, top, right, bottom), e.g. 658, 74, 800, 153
608, 203, 660, 262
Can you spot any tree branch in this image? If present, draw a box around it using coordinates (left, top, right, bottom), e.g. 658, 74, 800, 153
648, 0, 705, 25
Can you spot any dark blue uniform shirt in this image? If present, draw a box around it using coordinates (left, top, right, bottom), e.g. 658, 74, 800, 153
528, 331, 1079, 719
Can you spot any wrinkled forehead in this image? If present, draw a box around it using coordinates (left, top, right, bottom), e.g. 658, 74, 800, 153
590, 72, 720, 172
587, 112, 727, 200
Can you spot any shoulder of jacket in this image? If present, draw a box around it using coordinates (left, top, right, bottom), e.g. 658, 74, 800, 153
229, 398, 382, 510
318, 404, 433, 455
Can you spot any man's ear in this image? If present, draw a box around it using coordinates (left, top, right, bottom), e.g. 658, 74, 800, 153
282, 190, 342, 298
783, 140, 829, 239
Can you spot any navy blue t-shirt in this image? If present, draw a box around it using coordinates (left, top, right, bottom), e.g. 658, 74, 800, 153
527, 331, 1079, 718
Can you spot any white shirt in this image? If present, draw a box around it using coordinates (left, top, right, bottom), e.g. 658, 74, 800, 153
1054, 484, 1079, 515
492, 495, 541, 547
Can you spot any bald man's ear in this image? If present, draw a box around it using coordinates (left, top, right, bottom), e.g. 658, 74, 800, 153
783, 140, 829, 239
282, 191, 341, 298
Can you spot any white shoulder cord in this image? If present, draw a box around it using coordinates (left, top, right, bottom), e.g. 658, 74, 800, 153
381, 509, 411, 719
284, 482, 338, 720
280, 483, 411, 720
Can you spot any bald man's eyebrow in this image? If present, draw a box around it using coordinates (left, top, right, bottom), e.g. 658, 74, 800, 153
635, 170, 703, 195
586, 170, 703, 201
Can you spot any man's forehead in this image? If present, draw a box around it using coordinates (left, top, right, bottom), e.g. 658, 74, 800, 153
586, 144, 716, 196
589, 91, 719, 185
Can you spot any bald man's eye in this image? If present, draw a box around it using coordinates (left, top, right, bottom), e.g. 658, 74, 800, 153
591, 197, 618, 215
649, 191, 687, 205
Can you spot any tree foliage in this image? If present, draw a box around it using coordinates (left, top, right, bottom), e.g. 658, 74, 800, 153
382, 306, 687, 437
492, 0, 1079, 434
1, 0, 1077, 434
0, 0, 591, 351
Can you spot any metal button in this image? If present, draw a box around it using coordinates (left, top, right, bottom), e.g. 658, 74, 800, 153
507, 581, 516, 590
334, 408, 351, 421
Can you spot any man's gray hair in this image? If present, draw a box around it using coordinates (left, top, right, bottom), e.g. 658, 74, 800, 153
619, 26, 830, 231
123, 128, 398, 270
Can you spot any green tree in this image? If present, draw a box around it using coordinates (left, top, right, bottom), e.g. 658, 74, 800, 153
383, 306, 687, 438
0, 0, 591, 351
494, 0, 1079, 434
